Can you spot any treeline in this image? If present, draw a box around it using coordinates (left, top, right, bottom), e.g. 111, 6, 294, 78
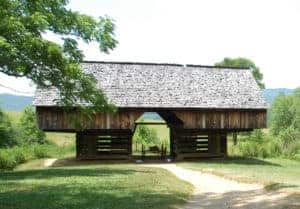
133, 123, 169, 153
231, 88, 300, 159
0, 107, 71, 170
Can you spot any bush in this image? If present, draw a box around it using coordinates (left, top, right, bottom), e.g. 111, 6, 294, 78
278, 127, 300, 157
33, 144, 52, 158
229, 128, 300, 159
0, 143, 73, 170
19, 106, 46, 144
0, 150, 17, 170
0, 109, 19, 147
134, 124, 160, 146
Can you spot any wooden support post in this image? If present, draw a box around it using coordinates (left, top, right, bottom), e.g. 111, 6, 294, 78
233, 132, 237, 145
76, 133, 80, 159
221, 134, 227, 157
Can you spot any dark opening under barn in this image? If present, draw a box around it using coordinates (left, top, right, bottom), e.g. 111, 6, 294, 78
33, 61, 268, 160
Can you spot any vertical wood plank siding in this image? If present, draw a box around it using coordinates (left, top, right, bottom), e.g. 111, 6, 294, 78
173, 110, 266, 130
36, 107, 143, 131
36, 107, 266, 131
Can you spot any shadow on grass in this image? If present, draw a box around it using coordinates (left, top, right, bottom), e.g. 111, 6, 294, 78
183, 157, 281, 166
0, 184, 187, 209
264, 183, 300, 191
51, 157, 136, 167
0, 167, 154, 181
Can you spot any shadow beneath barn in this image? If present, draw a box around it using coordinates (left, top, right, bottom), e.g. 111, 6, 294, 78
184, 157, 282, 167
51, 157, 133, 167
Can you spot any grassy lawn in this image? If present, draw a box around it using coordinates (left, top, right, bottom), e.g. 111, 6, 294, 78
178, 157, 300, 192
0, 164, 192, 209
46, 132, 75, 147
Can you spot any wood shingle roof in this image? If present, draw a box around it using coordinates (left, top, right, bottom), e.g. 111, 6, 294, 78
33, 61, 268, 109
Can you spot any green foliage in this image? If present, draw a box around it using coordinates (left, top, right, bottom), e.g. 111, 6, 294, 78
270, 94, 295, 135
0, 0, 117, 112
278, 127, 300, 157
215, 57, 265, 88
0, 109, 18, 147
0, 143, 74, 170
0, 108, 74, 170
19, 106, 46, 144
229, 129, 300, 159
134, 124, 160, 146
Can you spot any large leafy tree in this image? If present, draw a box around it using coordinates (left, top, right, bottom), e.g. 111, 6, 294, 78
0, 0, 117, 112
215, 57, 265, 89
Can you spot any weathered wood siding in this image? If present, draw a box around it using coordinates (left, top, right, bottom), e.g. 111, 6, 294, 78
76, 129, 132, 160
171, 128, 227, 159
36, 107, 266, 131
173, 110, 266, 130
36, 107, 143, 131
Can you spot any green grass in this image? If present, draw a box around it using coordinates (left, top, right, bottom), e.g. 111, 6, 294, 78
136, 118, 170, 140
178, 157, 300, 192
46, 132, 75, 147
0, 164, 192, 209
5, 110, 21, 124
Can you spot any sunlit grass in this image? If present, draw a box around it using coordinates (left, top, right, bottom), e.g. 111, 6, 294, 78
178, 158, 300, 192
0, 164, 193, 209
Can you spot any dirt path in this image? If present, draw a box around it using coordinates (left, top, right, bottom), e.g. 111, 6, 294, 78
44, 158, 57, 167
146, 164, 300, 209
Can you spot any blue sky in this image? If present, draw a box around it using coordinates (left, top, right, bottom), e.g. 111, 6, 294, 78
1, 0, 299, 95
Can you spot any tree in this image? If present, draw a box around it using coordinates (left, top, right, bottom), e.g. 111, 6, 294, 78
0, 0, 117, 112
19, 106, 46, 144
270, 89, 300, 135
215, 57, 265, 88
134, 124, 160, 146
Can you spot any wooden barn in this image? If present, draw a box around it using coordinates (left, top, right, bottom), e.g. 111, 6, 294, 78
33, 61, 268, 160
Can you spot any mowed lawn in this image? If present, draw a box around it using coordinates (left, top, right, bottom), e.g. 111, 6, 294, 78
178, 158, 300, 192
0, 164, 192, 209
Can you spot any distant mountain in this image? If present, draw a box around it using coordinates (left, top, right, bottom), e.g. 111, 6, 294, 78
0, 88, 295, 111
262, 88, 294, 104
0, 94, 33, 111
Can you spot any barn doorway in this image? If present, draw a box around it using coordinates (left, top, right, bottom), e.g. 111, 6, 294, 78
132, 112, 171, 159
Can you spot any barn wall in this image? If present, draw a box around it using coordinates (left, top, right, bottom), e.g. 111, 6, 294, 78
76, 129, 132, 160
170, 128, 227, 159
36, 107, 267, 131
173, 110, 266, 130
36, 107, 143, 131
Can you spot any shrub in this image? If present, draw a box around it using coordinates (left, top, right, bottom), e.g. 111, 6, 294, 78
13, 146, 29, 164
134, 124, 160, 146
0, 150, 17, 170
0, 109, 19, 148
0, 143, 73, 170
19, 106, 46, 144
278, 127, 300, 157
33, 144, 52, 158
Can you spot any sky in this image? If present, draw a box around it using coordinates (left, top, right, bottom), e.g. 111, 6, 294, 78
1, 0, 300, 95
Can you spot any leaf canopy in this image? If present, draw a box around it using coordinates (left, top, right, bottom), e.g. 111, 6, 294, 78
0, 0, 118, 113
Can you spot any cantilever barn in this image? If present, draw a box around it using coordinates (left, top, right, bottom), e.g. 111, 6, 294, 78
33, 61, 268, 160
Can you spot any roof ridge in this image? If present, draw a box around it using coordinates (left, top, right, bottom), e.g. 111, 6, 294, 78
83, 60, 183, 67
185, 64, 249, 70
82, 60, 249, 70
